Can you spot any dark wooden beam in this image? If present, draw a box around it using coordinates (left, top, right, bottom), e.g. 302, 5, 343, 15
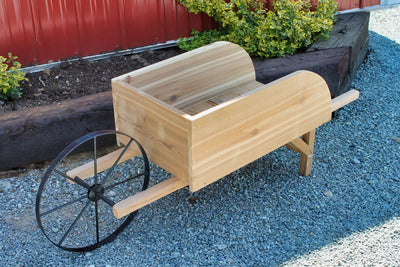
253, 47, 350, 98
0, 92, 114, 170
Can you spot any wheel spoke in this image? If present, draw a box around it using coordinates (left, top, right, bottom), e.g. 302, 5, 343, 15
95, 201, 100, 243
100, 138, 134, 185
74, 176, 92, 190
94, 136, 98, 184
97, 193, 116, 207
58, 201, 90, 246
40, 195, 87, 217
54, 169, 75, 183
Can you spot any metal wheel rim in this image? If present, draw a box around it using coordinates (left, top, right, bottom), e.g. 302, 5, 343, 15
35, 130, 150, 252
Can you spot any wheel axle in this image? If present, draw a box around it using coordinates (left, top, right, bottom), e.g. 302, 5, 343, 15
88, 184, 105, 202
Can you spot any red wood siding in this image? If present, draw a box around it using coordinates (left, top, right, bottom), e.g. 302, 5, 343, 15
0, 0, 379, 66
0, 0, 214, 65
359, 0, 380, 8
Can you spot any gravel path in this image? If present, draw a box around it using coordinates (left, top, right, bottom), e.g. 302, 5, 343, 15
1, 5, 400, 266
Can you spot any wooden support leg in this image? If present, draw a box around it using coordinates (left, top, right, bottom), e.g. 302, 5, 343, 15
285, 129, 316, 176
299, 130, 315, 176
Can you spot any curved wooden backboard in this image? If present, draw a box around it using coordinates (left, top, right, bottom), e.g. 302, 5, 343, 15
189, 70, 333, 191
113, 41, 255, 111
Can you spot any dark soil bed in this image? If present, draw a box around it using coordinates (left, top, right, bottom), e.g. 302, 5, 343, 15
1, 47, 183, 114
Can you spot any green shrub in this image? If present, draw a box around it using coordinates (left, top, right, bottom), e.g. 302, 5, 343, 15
177, 0, 338, 58
0, 53, 27, 101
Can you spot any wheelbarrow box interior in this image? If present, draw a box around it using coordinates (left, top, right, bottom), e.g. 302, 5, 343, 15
111, 41, 333, 193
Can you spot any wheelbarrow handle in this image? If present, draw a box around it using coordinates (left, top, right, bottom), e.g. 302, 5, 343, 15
331, 89, 360, 112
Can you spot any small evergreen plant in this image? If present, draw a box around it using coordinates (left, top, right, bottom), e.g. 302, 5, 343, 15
177, 0, 338, 58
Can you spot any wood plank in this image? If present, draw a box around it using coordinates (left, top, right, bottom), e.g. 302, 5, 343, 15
66, 147, 139, 180
113, 176, 188, 219
182, 101, 216, 116
208, 81, 264, 104
285, 137, 313, 156
331, 89, 359, 111
181, 80, 264, 115
112, 81, 191, 184
189, 71, 332, 191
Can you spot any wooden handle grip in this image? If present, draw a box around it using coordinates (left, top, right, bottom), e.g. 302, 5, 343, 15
113, 176, 187, 219
331, 89, 359, 112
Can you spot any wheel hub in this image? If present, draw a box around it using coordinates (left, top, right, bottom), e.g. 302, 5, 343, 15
88, 184, 105, 202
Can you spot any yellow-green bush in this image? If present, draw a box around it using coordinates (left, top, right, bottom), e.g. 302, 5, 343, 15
0, 53, 27, 101
177, 0, 338, 58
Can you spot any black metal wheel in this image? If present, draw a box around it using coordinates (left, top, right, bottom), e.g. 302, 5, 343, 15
36, 130, 150, 252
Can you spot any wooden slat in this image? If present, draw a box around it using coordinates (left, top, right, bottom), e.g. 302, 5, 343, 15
112, 81, 191, 184
182, 101, 216, 116
331, 89, 359, 111
208, 81, 264, 103
285, 137, 313, 156
189, 71, 332, 191
181, 80, 264, 115
285, 130, 316, 176
66, 147, 139, 180
299, 130, 316, 176
113, 176, 187, 219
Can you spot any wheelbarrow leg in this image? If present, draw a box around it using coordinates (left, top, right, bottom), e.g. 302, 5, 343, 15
299, 130, 315, 176
285, 129, 316, 176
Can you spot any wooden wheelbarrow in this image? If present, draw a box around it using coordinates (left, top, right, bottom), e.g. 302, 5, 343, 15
36, 41, 359, 252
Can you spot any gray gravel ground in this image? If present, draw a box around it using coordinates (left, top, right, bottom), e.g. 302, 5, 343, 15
1, 5, 400, 266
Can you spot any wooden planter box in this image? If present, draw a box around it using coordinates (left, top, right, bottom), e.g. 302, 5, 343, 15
110, 41, 358, 218
109, 42, 345, 218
